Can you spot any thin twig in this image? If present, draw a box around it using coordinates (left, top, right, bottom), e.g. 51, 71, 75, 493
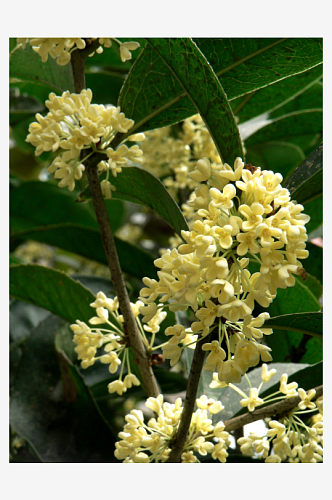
224, 385, 323, 433
167, 333, 212, 463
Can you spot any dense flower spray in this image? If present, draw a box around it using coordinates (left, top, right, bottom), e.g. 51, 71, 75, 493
138, 157, 310, 384
17, 38, 140, 66
114, 394, 230, 463
26, 88, 144, 196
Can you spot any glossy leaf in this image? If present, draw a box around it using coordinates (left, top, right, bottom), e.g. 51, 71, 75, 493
284, 143, 322, 205
262, 274, 322, 364
145, 38, 243, 165
78, 166, 189, 238
264, 312, 322, 338
232, 65, 322, 123
10, 315, 116, 462
119, 38, 322, 137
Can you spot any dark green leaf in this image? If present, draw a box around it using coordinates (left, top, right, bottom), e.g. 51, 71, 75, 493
305, 197, 323, 235
305, 241, 323, 283
10, 43, 75, 94
232, 65, 322, 123
10, 225, 157, 280
264, 312, 322, 338
145, 38, 244, 165
262, 274, 322, 363
10, 264, 98, 325
119, 38, 322, 136
78, 166, 189, 238
284, 143, 322, 205
10, 181, 156, 280
10, 315, 116, 462
244, 110, 322, 148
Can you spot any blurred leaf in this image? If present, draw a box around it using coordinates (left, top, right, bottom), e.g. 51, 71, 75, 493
119, 38, 322, 137
78, 166, 189, 238
145, 38, 243, 165
10, 181, 156, 279
284, 143, 322, 205
10, 315, 116, 462
264, 312, 322, 339
10, 43, 75, 94
11, 225, 157, 280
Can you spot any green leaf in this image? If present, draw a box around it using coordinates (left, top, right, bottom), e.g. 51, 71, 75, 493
10, 181, 158, 280
10, 43, 75, 94
264, 312, 322, 339
78, 166, 189, 238
305, 241, 323, 284
119, 38, 322, 136
304, 197, 323, 235
232, 65, 322, 123
10, 264, 98, 325
145, 38, 244, 165
261, 274, 322, 364
284, 143, 322, 205
10, 315, 116, 462
245, 110, 322, 148
11, 225, 157, 281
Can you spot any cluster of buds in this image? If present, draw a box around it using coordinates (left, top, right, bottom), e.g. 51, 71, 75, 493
114, 394, 231, 463
17, 38, 140, 66
70, 291, 166, 395
139, 157, 310, 384
26, 89, 144, 196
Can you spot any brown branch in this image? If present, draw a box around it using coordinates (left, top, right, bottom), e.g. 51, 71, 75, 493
224, 385, 323, 433
85, 163, 160, 397
167, 333, 212, 463
70, 51, 160, 399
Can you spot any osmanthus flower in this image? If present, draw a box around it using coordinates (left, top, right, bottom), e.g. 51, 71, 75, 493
70, 291, 166, 395
138, 156, 310, 384
17, 38, 140, 66
232, 366, 323, 463
114, 395, 231, 463
26, 88, 144, 196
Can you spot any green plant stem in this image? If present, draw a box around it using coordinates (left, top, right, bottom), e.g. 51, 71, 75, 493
223, 385, 323, 433
167, 332, 212, 463
70, 50, 160, 399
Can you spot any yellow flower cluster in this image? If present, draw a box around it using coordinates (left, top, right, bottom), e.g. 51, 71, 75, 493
235, 369, 323, 463
70, 291, 166, 395
114, 394, 230, 463
26, 89, 143, 195
17, 38, 140, 66
140, 115, 222, 201
139, 157, 310, 384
